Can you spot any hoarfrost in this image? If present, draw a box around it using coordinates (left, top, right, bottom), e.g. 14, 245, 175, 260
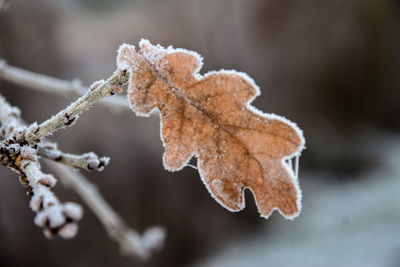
117, 40, 305, 219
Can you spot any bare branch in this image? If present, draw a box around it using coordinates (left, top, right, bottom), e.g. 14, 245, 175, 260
0, 60, 129, 110
38, 143, 110, 172
24, 69, 129, 142
47, 161, 166, 260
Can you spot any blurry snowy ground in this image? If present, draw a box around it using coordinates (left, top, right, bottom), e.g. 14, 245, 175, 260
195, 136, 400, 267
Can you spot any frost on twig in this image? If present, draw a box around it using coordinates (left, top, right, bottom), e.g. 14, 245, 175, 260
47, 162, 166, 259
0, 95, 83, 238
24, 70, 129, 142
22, 156, 83, 239
38, 142, 110, 171
0, 140, 83, 239
0, 59, 165, 258
0, 60, 129, 110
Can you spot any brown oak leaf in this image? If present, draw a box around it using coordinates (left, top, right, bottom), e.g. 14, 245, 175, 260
117, 40, 305, 219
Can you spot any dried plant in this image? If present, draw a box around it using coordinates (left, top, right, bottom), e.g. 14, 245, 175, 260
118, 40, 305, 218
0, 39, 305, 260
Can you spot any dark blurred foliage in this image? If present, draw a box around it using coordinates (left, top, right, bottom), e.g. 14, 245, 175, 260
0, 0, 399, 266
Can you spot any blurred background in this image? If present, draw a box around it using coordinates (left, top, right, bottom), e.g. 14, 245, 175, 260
0, 0, 400, 266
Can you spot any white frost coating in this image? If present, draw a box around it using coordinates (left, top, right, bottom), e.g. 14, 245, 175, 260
38, 146, 110, 172
116, 43, 137, 71
34, 205, 64, 228
7, 143, 21, 153
141, 226, 166, 251
0, 95, 21, 125
99, 156, 110, 168
89, 79, 105, 90
62, 202, 83, 221
119, 40, 305, 220
0, 62, 129, 110
29, 195, 43, 212
0, 94, 83, 237
34, 210, 49, 227
20, 146, 38, 161
139, 39, 168, 69
87, 158, 100, 168
44, 149, 61, 160
25, 68, 127, 142
58, 223, 78, 239
38, 174, 57, 187
22, 158, 82, 236
165, 42, 204, 81
48, 206, 65, 228
33, 203, 64, 228
26, 121, 38, 134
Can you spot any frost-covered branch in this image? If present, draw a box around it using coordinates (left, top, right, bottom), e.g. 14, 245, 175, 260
47, 161, 166, 260
21, 155, 83, 239
0, 66, 165, 258
0, 93, 23, 140
38, 142, 110, 172
24, 69, 129, 142
0, 95, 83, 238
0, 60, 129, 110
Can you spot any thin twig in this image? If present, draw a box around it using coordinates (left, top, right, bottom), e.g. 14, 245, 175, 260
38, 143, 110, 172
0, 60, 129, 110
24, 69, 129, 142
47, 161, 166, 260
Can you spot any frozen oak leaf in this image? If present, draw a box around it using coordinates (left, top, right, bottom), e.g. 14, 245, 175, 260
117, 40, 305, 219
